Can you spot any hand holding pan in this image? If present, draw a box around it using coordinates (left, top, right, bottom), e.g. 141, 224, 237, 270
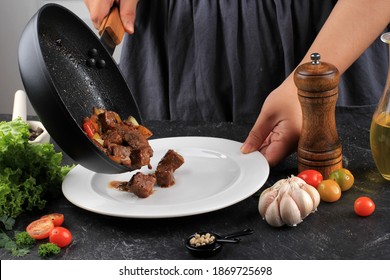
18, 3, 142, 174
99, 5, 125, 55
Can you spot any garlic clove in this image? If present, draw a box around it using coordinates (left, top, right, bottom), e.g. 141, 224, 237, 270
290, 188, 314, 218
288, 176, 301, 189
269, 179, 284, 192
293, 175, 307, 185
258, 188, 278, 219
277, 179, 290, 195
264, 198, 284, 227
300, 184, 320, 212
279, 192, 303, 226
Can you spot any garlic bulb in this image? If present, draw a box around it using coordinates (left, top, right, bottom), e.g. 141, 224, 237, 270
258, 176, 320, 227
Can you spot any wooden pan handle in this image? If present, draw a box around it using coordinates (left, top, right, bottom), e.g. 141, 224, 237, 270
98, 6, 125, 45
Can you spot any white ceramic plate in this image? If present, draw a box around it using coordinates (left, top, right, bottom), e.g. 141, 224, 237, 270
62, 136, 269, 218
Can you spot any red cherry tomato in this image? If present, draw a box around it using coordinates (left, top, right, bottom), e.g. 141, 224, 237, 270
49, 227, 73, 248
297, 169, 323, 189
354, 196, 375, 217
41, 213, 64, 227
26, 218, 54, 240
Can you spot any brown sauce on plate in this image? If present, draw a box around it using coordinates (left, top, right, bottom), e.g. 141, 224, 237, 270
109, 180, 128, 191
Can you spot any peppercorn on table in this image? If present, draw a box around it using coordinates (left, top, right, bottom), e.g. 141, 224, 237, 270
1, 105, 389, 260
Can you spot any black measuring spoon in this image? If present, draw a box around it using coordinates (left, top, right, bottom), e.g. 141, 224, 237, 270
185, 228, 254, 258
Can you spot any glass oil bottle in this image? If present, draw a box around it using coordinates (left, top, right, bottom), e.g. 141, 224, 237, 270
370, 32, 390, 180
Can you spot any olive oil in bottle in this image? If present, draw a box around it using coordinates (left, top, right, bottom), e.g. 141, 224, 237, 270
370, 32, 390, 181
370, 111, 390, 180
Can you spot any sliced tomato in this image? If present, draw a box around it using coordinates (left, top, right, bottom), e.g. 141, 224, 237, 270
49, 227, 73, 248
41, 213, 64, 227
26, 218, 54, 240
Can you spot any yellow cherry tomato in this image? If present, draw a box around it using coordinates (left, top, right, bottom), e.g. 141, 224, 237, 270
317, 179, 342, 202
329, 168, 354, 191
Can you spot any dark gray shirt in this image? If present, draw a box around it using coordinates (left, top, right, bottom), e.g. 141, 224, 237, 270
119, 0, 389, 122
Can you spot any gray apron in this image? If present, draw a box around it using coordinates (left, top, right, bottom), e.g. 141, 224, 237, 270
119, 0, 389, 122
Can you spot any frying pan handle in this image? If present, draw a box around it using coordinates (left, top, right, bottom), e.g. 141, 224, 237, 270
98, 6, 125, 45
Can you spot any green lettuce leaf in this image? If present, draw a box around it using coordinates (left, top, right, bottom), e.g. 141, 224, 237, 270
0, 118, 73, 218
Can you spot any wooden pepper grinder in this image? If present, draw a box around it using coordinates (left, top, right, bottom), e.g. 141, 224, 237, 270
294, 53, 342, 178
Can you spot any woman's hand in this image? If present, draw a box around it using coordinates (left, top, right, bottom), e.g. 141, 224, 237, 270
242, 0, 390, 167
84, 0, 139, 34
241, 78, 302, 167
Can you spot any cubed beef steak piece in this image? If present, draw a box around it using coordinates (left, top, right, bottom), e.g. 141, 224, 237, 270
86, 108, 153, 170
98, 110, 120, 132
103, 130, 122, 146
155, 149, 184, 187
155, 169, 176, 188
127, 172, 156, 198
108, 144, 132, 167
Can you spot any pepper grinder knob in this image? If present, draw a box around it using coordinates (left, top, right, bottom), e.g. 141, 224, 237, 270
294, 53, 342, 178
311, 52, 321, 64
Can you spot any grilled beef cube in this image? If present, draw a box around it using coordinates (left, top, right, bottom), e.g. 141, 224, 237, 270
116, 121, 137, 135
102, 130, 122, 146
123, 129, 150, 150
155, 150, 184, 187
127, 172, 156, 198
98, 110, 119, 132
157, 149, 184, 172
86, 108, 154, 170
109, 144, 132, 167
130, 146, 154, 169
155, 169, 175, 188
120, 129, 153, 168
102, 121, 153, 169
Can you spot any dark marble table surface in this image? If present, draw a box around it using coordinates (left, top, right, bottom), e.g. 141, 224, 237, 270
1, 105, 389, 260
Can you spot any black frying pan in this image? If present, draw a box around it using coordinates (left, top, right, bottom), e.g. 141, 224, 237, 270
18, 3, 141, 174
